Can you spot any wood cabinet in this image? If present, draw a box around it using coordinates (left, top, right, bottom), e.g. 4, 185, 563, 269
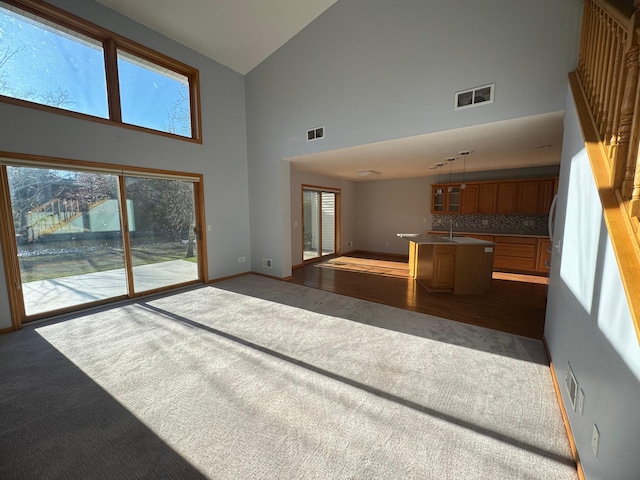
537, 179, 556, 214
536, 238, 552, 272
427, 232, 550, 276
478, 184, 497, 213
412, 241, 494, 293
516, 180, 540, 214
497, 182, 517, 214
460, 185, 479, 213
493, 236, 538, 272
432, 186, 445, 213
432, 245, 456, 289
516, 179, 556, 214
431, 184, 461, 214
415, 244, 456, 291
432, 177, 557, 215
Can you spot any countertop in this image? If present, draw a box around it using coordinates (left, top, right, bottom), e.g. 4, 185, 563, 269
429, 230, 549, 238
397, 233, 495, 245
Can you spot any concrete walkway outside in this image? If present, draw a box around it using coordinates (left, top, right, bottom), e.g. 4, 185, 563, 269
22, 259, 199, 316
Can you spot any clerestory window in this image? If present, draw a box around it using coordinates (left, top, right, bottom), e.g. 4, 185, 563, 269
0, 0, 201, 141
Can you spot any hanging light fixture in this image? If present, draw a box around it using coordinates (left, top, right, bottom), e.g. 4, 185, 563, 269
446, 157, 456, 192
435, 162, 444, 184
458, 150, 471, 189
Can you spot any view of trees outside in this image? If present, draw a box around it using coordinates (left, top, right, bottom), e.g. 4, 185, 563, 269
0, 3, 191, 136
125, 176, 197, 261
7, 166, 198, 284
0, 5, 109, 116
1, 3, 199, 314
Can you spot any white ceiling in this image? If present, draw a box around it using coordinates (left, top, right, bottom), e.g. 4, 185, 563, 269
95, 0, 339, 75
94, 0, 564, 181
286, 112, 564, 181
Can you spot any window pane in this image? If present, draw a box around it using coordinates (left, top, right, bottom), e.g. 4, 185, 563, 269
6, 166, 126, 316
0, 3, 109, 117
125, 176, 199, 292
321, 192, 335, 255
117, 50, 192, 137
303, 190, 320, 260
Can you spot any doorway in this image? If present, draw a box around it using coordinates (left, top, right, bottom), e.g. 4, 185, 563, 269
302, 187, 340, 262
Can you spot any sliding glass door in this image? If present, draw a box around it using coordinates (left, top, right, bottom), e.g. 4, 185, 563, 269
303, 187, 339, 261
125, 176, 199, 292
2, 162, 203, 322
6, 166, 128, 316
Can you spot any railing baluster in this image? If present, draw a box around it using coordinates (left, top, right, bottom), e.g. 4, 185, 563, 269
612, 41, 639, 191
578, 0, 640, 218
606, 29, 627, 163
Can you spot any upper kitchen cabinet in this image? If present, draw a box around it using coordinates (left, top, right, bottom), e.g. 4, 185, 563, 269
460, 184, 479, 213
432, 177, 558, 215
537, 178, 557, 214
516, 180, 540, 214
431, 184, 461, 214
497, 182, 518, 214
517, 179, 556, 214
478, 184, 498, 213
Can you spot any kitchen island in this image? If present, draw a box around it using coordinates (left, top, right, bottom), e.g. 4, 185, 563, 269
397, 233, 495, 294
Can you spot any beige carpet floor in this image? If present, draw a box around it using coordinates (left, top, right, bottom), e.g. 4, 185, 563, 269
0, 274, 577, 479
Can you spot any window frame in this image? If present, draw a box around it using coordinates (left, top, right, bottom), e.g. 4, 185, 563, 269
0, 0, 202, 143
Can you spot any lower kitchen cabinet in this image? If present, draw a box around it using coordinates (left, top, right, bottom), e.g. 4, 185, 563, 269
493, 236, 538, 272
429, 232, 551, 276
536, 238, 552, 273
417, 244, 456, 290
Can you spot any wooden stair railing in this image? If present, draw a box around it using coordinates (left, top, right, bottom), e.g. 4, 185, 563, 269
574, 0, 640, 343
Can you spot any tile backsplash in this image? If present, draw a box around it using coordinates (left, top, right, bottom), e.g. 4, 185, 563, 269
431, 214, 549, 235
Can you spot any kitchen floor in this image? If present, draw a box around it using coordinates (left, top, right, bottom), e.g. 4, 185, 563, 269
290, 252, 548, 339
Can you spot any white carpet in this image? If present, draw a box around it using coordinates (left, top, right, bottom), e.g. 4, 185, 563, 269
0, 274, 577, 479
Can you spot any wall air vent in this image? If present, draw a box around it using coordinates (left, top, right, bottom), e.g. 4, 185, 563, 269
306, 126, 325, 141
454, 83, 495, 110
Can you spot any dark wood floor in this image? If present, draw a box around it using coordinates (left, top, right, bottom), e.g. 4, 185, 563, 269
290, 253, 549, 339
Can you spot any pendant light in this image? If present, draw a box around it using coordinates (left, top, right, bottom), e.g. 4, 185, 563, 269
458, 150, 471, 189
446, 157, 456, 192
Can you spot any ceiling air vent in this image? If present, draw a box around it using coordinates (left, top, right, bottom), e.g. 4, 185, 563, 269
307, 126, 325, 141
454, 83, 495, 110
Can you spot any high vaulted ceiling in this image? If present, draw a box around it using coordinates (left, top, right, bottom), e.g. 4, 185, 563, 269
94, 0, 565, 180
95, 0, 339, 75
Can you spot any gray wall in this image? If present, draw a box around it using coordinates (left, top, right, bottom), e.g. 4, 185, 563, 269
355, 176, 432, 255
245, 0, 581, 278
0, 0, 250, 329
351, 165, 561, 256
545, 88, 640, 479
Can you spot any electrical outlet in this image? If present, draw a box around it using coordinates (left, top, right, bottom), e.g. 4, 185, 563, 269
591, 424, 599, 457
482, 219, 489, 226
